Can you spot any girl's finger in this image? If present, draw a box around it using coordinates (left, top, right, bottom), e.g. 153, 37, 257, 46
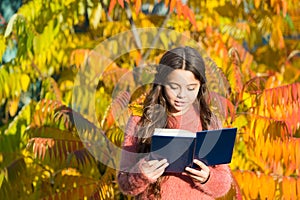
185, 167, 208, 177
141, 159, 169, 177
184, 167, 210, 183
151, 162, 169, 179
148, 159, 168, 169
192, 159, 209, 171
188, 174, 207, 183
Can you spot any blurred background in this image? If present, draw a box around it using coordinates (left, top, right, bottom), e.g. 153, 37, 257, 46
0, 0, 299, 199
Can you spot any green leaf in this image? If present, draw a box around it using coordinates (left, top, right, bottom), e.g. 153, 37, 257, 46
285, 14, 295, 31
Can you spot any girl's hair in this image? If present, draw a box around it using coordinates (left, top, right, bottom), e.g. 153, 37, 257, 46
136, 46, 212, 198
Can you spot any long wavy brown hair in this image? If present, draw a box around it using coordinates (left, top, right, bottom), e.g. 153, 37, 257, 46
136, 46, 213, 199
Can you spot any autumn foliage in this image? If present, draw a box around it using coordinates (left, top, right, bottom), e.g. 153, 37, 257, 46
0, 0, 300, 199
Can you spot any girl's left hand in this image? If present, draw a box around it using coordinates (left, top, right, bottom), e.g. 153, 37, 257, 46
183, 159, 210, 184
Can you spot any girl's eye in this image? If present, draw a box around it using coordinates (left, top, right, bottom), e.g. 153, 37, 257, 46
187, 87, 195, 91
169, 84, 179, 90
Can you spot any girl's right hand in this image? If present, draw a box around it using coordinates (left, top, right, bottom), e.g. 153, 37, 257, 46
140, 159, 169, 181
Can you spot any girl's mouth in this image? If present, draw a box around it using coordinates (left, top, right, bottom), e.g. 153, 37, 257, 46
174, 101, 186, 107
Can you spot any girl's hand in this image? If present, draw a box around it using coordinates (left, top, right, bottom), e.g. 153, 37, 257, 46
183, 159, 210, 184
140, 159, 169, 181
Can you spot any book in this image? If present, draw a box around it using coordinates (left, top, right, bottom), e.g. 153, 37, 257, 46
150, 127, 237, 173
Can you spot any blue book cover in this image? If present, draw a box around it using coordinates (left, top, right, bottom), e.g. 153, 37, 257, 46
150, 128, 237, 173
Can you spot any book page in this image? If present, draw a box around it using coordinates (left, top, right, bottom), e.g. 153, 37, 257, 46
153, 128, 195, 138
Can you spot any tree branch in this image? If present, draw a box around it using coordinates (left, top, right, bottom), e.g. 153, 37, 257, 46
124, 1, 142, 50
141, 12, 171, 61
100, 0, 113, 22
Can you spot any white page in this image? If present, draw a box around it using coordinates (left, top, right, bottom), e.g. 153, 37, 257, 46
153, 128, 195, 138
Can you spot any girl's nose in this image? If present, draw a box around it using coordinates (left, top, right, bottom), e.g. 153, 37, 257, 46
177, 89, 186, 99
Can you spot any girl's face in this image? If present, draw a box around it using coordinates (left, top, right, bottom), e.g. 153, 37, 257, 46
164, 69, 200, 115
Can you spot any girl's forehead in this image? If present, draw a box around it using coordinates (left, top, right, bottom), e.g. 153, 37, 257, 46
165, 69, 199, 84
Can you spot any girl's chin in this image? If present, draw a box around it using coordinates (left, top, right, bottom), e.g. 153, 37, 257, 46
169, 105, 190, 115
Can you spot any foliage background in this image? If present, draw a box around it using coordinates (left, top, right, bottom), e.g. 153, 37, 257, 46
0, 0, 299, 199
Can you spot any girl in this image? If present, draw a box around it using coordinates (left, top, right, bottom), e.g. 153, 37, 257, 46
117, 46, 241, 199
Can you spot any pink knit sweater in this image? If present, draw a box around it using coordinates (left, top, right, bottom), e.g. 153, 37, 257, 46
117, 106, 241, 199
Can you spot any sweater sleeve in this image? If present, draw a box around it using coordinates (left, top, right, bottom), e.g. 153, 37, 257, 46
193, 164, 233, 198
117, 115, 155, 196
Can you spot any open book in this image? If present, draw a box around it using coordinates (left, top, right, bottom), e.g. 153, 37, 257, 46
150, 128, 237, 173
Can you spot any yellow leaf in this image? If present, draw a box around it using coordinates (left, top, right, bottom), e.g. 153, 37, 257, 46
159, 32, 168, 49
20, 74, 30, 92
254, 0, 260, 8
9, 97, 19, 116
3, 80, 10, 98
59, 80, 74, 91
0, 36, 6, 63
129, 104, 143, 116
242, 92, 252, 108
90, 3, 102, 29
232, 114, 248, 129
61, 168, 80, 176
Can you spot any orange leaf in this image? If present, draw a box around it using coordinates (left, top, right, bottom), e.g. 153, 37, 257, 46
108, 0, 117, 15
165, 0, 170, 7
248, 173, 259, 199
135, 0, 141, 14
242, 172, 251, 198
118, 0, 124, 8
101, 91, 131, 130
169, 0, 176, 12
33, 140, 37, 158
297, 178, 300, 198
273, 139, 282, 163
282, 0, 287, 17
295, 139, 300, 169
38, 140, 45, 159
289, 178, 297, 199
276, 4, 280, 14
176, 2, 182, 16
259, 174, 275, 199
182, 5, 197, 29
135, 50, 142, 66
228, 47, 243, 94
